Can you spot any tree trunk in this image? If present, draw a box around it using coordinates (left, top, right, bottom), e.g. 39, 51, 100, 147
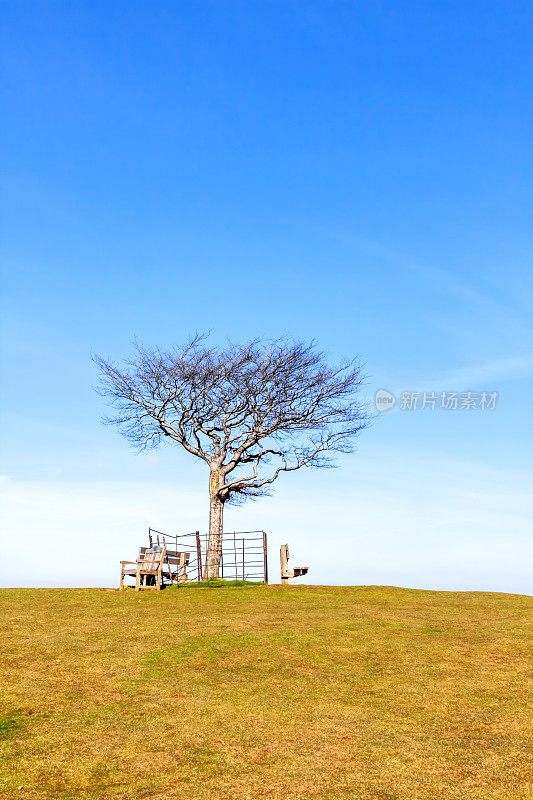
204, 468, 225, 580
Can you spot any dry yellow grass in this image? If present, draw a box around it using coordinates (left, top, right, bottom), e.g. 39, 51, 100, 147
0, 584, 531, 799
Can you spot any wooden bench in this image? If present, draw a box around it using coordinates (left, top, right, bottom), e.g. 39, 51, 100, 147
164, 549, 190, 584
120, 545, 191, 590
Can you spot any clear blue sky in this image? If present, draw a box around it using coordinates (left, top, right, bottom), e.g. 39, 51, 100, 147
1, 1, 532, 591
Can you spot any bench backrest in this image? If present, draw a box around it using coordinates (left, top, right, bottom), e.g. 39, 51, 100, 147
140, 547, 190, 567
138, 545, 166, 573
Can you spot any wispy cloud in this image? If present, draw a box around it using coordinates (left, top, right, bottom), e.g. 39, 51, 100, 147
428, 354, 533, 390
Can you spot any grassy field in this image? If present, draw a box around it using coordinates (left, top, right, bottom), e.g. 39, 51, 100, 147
0, 584, 531, 800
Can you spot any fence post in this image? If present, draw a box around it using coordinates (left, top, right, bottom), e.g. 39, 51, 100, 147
263, 531, 268, 584
280, 544, 290, 586
195, 530, 202, 582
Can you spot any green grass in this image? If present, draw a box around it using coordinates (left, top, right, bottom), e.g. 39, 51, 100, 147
0, 713, 23, 741
170, 578, 265, 588
0, 585, 531, 799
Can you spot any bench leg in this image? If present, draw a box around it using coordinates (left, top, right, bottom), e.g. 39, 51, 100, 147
135, 565, 141, 591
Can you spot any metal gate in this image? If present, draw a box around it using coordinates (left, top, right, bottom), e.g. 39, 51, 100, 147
148, 527, 268, 583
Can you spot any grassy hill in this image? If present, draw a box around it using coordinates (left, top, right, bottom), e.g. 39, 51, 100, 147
0, 585, 531, 799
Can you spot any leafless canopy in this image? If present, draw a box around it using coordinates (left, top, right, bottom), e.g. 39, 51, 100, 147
94, 335, 369, 504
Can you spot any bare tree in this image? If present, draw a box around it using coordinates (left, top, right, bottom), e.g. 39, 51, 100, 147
94, 335, 369, 579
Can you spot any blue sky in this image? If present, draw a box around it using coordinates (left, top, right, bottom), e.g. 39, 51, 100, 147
1, 1, 532, 591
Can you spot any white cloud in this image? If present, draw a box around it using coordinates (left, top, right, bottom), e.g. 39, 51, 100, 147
1, 453, 531, 594
430, 354, 533, 390
0, 477, 206, 587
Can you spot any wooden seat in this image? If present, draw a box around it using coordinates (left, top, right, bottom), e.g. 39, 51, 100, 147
119, 545, 165, 591
156, 548, 190, 584
120, 546, 191, 590
280, 544, 308, 585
